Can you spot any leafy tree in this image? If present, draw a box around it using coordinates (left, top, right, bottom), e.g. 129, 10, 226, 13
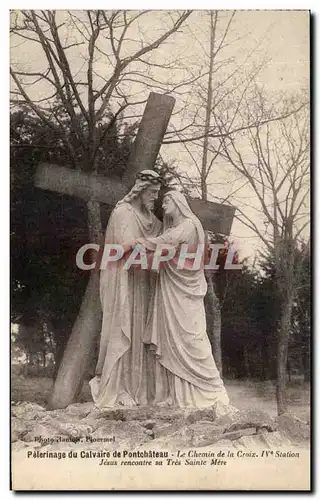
11, 106, 134, 370
258, 242, 311, 382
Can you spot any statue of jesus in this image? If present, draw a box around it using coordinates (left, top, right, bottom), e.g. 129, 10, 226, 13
89, 170, 162, 408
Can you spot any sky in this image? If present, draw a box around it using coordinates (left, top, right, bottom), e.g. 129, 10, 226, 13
161, 10, 310, 260
10, 9, 310, 262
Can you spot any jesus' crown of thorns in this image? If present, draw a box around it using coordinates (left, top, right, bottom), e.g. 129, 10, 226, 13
136, 171, 167, 185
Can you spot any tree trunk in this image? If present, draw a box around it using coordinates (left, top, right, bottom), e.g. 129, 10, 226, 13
258, 345, 265, 380
303, 343, 310, 383
204, 272, 222, 374
287, 358, 291, 383
200, 14, 223, 375
243, 346, 250, 379
24, 354, 29, 377
276, 291, 294, 415
47, 200, 102, 409
201, 179, 208, 202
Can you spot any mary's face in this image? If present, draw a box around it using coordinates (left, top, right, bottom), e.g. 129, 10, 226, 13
162, 195, 176, 216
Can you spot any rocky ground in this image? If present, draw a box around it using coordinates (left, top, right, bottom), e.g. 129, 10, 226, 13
12, 400, 310, 453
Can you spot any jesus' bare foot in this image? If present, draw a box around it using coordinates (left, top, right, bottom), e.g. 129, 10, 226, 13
118, 394, 137, 408
156, 399, 173, 407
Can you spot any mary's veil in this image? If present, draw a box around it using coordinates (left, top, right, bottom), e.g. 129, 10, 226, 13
163, 190, 205, 245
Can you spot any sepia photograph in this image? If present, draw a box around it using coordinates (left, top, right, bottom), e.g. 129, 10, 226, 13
10, 8, 310, 491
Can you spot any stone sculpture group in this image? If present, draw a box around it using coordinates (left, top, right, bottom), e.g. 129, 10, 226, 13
90, 170, 229, 410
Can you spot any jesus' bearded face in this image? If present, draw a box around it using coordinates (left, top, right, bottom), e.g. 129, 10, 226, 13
140, 185, 161, 211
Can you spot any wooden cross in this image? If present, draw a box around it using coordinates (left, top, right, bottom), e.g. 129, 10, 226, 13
34, 92, 235, 409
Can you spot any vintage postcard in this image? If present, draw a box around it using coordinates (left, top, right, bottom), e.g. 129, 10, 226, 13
10, 9, 310, 491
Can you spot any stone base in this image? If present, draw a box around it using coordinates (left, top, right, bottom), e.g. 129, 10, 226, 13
10, 401, 307, 452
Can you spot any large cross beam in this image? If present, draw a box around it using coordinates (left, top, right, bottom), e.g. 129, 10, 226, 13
35, 164, 235, 235
44, 92, 177, 409
34, 92, 235, 409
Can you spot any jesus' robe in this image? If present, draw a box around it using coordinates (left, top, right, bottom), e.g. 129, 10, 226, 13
89, 202, 161, 408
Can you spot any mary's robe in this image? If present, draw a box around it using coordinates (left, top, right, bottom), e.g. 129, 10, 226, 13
89, 202, 161, 408
140, 218, 229, 408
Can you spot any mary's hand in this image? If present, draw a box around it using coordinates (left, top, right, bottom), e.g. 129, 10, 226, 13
123, 240, 136, 254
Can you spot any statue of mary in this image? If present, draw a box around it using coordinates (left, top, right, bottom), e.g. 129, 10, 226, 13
128, 190, 230, 409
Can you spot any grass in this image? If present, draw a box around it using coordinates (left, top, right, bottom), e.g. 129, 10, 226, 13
225, 377, 310, 421
11, 374, 310, 421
